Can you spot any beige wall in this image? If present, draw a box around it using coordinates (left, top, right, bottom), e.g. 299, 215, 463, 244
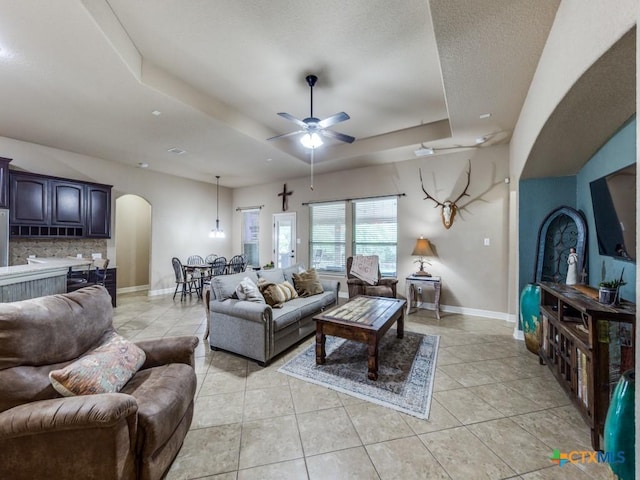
115, 194, 151, 291
0, 135, 234, 294
233, 145, 511, 317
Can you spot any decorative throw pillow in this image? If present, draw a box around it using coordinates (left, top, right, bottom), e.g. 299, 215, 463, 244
235, 277, 265, 303
49, 331, 146, 396
257, 279, 298, 308
292, 268, 324, 297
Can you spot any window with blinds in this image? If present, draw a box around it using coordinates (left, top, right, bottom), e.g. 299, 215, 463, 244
352, 197, 397, 276
241, 209, 260, 267
309, 202, 346, 274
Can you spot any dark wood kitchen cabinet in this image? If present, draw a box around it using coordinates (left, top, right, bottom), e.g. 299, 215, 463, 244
51, 180, 85, 227
86, 185, 111, 237
9, 171, 111, 238
10, 173, 49, 225
0, 157, 11, 209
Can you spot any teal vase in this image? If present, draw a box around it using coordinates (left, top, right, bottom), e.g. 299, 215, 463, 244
604, 370, 635, 480
520, 283, 541, 354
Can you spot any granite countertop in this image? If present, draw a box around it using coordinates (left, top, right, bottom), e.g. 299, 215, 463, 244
0, 258, 94, 285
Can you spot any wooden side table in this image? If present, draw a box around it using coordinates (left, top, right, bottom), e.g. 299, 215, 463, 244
406, 276, 441, 319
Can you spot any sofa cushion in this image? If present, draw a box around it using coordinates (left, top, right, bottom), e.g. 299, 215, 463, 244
120, 363, 197, 455
256, 268, 286, 284
287, 291, 337, 319
292, 268, 324, 297
235, 277, 265, 303
270, 304, 302, 332
0, 285, 113, 370
49, 331, 146, 396
211, 271, 259, 300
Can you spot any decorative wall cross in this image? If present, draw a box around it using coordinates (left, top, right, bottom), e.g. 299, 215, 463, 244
278, 184, 293, 211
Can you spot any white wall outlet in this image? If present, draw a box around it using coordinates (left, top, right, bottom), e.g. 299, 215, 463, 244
483, 238, 490, 246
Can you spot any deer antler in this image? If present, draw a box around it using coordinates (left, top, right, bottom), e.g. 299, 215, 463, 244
419, 168, 444, 208
452, 164, 471, 205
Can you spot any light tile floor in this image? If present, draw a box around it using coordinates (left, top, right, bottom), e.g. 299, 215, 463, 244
114, 292, 614, 480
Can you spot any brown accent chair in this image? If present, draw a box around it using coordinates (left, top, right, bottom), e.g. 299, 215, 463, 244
0, 285, 199, 480
346, 256, 398, 298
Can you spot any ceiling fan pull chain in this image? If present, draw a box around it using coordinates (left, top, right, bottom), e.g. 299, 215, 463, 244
310, 148, 314, 190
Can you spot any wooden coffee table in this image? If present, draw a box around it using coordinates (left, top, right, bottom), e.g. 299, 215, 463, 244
314, 295, 406, 380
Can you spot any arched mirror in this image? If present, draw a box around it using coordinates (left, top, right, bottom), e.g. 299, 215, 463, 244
534, 206, 587, 283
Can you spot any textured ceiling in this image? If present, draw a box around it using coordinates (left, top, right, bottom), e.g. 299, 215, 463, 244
0, 0, 561, 188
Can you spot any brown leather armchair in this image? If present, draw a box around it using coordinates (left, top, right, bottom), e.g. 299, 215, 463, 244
346, 256, 398, 298
0, 285, 199, 480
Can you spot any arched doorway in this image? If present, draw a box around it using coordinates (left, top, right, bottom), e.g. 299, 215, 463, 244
115, 194, 152, 294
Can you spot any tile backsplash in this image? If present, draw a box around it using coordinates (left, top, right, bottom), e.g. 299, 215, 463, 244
10, 238, 107, 266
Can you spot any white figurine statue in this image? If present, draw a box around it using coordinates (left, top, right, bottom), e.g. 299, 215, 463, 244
566, 247, 578, 285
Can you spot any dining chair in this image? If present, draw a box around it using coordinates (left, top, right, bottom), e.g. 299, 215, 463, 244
172, 257, 200, 300
187, 255, 205, 265
187, 254, 211, 286
204, 253, 217, 264
227, 255, 245, 274
211, 256, 227, 276
93, 258, 110, 286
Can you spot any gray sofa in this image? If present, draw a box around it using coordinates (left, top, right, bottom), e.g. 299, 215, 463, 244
207, 265, 340, 365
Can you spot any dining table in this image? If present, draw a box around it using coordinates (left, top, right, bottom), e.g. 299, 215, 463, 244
183, 263, 211, 298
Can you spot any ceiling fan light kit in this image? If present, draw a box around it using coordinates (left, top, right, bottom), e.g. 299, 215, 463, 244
300, 132, 323, 149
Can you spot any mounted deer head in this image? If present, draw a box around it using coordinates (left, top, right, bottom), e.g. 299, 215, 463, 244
419, 164, 471, 229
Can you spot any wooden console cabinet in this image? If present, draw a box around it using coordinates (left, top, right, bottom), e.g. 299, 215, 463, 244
538, 282, 635, 450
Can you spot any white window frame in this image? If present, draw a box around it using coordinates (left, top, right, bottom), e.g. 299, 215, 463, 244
308, 202, 346, 274
352, 196, 398, 277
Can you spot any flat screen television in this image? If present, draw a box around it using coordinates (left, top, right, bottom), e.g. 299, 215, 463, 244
589, 163, 636, 262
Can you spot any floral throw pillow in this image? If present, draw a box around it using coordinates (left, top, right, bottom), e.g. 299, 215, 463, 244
49, 331, 146, 396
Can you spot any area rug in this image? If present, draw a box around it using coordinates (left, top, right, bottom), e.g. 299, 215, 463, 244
278, 330, 439, 419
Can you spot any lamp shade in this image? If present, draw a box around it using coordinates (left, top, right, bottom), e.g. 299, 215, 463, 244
412, 238, 433, 257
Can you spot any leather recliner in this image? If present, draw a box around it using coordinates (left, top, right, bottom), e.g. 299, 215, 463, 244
346, 256, 398, 298
0, 285, 199, 480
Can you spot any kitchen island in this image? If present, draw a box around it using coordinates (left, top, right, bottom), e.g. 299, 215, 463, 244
0, 258, 92, 302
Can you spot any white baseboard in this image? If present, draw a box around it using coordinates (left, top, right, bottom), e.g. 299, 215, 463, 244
148, 287, 175, 297
117, 285, 149, 294
414, 302, 514, 322
513, 329, 525, 341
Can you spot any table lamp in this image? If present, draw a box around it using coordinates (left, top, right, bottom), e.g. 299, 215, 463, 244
411, 237, 433, 276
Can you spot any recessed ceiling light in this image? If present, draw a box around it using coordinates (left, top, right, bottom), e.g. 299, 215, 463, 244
479, 113, 491, 119
137, 162, 149, 168
151, 110, 162, 116
475, 136, 487, 144
266, 158, 272, 162
167, 147, 186, 155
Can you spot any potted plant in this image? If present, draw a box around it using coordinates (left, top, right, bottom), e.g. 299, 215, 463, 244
598, 279, 626, 305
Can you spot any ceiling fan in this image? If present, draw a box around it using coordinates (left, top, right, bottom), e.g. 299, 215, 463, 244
267, 74, 355, 148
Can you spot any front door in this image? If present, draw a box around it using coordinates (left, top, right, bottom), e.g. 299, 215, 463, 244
273, 212, 296, 268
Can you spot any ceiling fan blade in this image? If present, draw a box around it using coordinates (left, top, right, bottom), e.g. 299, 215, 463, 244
320, 129, 356, 144
318, 112, 350, 129
277, 112, 308, 129
267, 129, 305, 141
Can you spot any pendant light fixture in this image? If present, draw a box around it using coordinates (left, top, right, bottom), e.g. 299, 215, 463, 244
209, 175, 225, 238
